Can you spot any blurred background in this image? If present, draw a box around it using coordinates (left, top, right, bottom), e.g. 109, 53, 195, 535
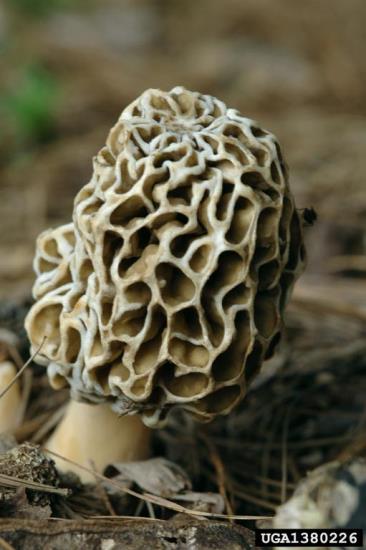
1, 0, 366, 308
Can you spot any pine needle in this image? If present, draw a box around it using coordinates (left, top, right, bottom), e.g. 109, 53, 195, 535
44, 448, 272, 522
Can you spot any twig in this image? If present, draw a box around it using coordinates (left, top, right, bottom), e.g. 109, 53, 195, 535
0, 338, 46, 400
0, 472, 69, 496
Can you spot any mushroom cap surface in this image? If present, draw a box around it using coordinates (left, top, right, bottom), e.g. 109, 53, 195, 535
25, 87, 305, 426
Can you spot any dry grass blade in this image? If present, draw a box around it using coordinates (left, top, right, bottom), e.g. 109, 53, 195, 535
14, 411, 53, 441
146, 501, 156, 519
281, 404, 295, 503
200, 432, 234, 517
89, 459, 117, 517
0, 472, 69, 496
44, 448, 272, 521
6, 345, 23, 370
31, 404, 67, 444
0, 337, 46, 400
211, 434, 355, 450
228, 483, 278, 512
0, 537, 15, 550
17, 369, 33, 426
230, 467, 296, 490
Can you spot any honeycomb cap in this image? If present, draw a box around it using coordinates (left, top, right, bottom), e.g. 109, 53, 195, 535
25, 87, 305, 426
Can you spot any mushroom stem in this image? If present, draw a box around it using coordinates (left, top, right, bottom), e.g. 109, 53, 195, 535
0, 361, 23, 434
46, 400, 151, 482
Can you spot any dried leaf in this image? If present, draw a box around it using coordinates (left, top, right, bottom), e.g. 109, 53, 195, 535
104, 458, 191, 498
172, 491, 225, 514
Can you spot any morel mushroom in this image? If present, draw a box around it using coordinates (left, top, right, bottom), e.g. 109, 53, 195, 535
25, 87, 305, 478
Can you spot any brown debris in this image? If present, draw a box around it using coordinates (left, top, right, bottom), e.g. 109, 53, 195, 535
0, 443, 59, 509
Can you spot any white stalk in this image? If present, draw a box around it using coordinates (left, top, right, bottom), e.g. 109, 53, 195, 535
46, 400, 151, 482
